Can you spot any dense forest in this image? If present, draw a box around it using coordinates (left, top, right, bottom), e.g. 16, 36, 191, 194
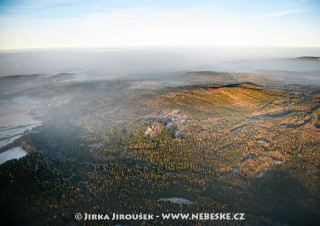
1, 74, 319, 225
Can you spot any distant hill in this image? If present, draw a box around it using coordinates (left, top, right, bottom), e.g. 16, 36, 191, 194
296, 56, 320, 61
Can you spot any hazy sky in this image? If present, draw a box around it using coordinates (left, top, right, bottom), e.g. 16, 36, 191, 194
0, 0, 319, 49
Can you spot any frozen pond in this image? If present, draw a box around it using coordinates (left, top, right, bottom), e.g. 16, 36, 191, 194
0, 146, 27, 164
258, 139, 270, 144
158, 197, 194, 205
0, 135, 22, 148
0, 113, 41, 148
88, 142, 105, 148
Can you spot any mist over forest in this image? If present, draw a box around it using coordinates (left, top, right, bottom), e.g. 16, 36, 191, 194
1, 47, 319, 83
1, 0, 320, 224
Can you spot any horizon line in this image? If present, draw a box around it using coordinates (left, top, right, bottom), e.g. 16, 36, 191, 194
1, 45, 320, 52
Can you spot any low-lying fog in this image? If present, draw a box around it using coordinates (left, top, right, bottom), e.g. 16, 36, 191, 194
0, 47, 319, 82
0, 47, 319, 164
